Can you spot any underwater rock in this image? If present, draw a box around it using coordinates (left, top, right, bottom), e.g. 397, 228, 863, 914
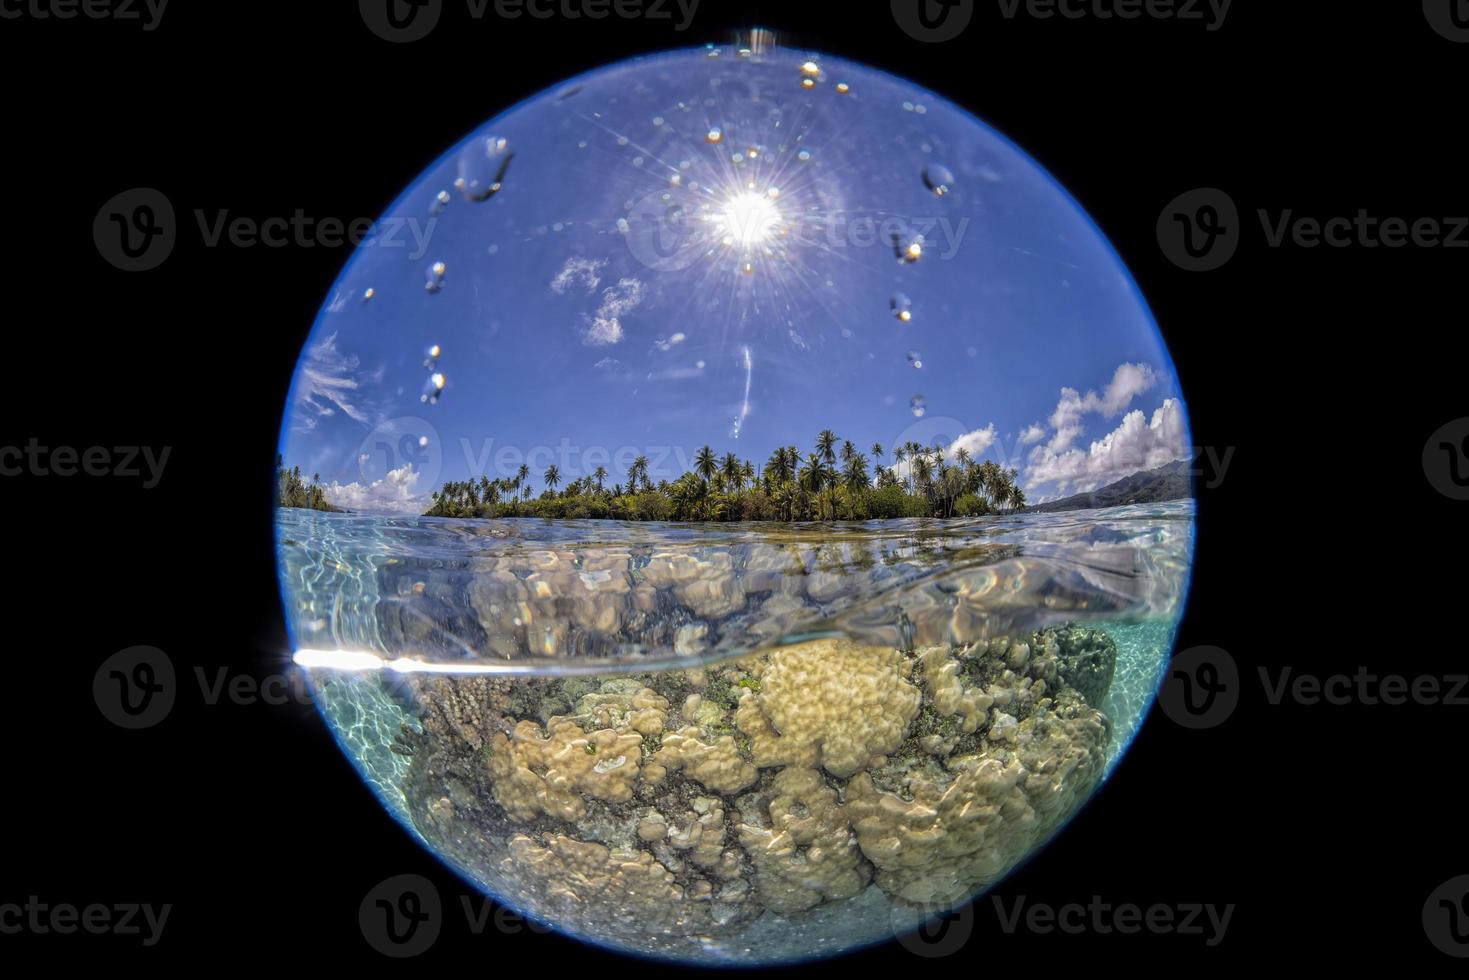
394, 625, 1118, 961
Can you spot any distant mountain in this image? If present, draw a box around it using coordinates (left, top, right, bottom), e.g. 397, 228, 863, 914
1023, 457, 1195, 514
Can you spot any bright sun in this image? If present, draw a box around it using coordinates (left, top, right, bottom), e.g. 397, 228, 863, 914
717, 189, 783, 250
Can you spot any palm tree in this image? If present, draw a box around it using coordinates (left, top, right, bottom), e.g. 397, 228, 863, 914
815, 429, 838, 470
593, 466, 607, 492
695, 445, 717, 485
515, 464, 529, 490
544, 465, 560, 493
871, 443, 884, 466
722, 451, 742, 491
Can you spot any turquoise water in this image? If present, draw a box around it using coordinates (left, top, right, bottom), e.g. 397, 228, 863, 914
278, 502, 1192, 962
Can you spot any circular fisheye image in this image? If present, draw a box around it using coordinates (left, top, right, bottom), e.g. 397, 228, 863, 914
276, 41, 1194, 964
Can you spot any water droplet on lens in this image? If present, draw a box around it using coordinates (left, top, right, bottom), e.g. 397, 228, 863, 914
923, 164, 956, 197
418, 436, 430, 448
907, 350, 923, 369
706, 128, 723, 144
456, 134, 512, 202
797, 149, 811, 162
421, 372, 446, 405
910, 395, 926, 417
800, 60, 821, 77
894, 227, 924, 263
891, 293, 912, 322
836, 82, 850, 94
362, 287, 375, 301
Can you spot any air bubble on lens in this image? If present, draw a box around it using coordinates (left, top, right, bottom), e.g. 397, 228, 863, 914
907, 350, 923, 369
362, 287, 375, 302
910, 395, 926, 417
706, 128, 723, 144
421, 372, 446, 405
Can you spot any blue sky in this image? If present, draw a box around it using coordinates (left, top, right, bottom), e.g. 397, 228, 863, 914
281, 46, 1187, 513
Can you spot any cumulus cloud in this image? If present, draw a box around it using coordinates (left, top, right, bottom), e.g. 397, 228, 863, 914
1017, 422, 1047, 446
1045, 362, 1158, 454
582, 277, 644, 346
294, 332, 383, 430
322, 463, 431, 515
1026, 399, 1188, 495
551, 256, 606, 294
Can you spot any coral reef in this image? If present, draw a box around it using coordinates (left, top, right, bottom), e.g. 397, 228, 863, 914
397, 625, 1117, 960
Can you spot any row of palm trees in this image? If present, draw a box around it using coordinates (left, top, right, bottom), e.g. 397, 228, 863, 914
425, 430, 1025, 522
275, 456, 339, 512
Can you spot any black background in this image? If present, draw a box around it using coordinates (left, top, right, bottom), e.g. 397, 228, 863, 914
2, 0, 1465, 970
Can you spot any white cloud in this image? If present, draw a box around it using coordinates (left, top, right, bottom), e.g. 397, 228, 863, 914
1026, 398, 1188, 495
1045, 362, 1158, 454
1018, 422, 1047, 446
551, 257, 606, 294
323, 463, 431, 515
582, 277, 644, 346
294, 332, 383, 430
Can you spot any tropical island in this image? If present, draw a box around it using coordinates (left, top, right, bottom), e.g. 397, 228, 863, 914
424, 430, 1026, 522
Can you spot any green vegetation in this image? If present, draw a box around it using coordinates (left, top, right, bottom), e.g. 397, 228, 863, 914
275, 455, 341, 512
424, 433, 1025, 522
